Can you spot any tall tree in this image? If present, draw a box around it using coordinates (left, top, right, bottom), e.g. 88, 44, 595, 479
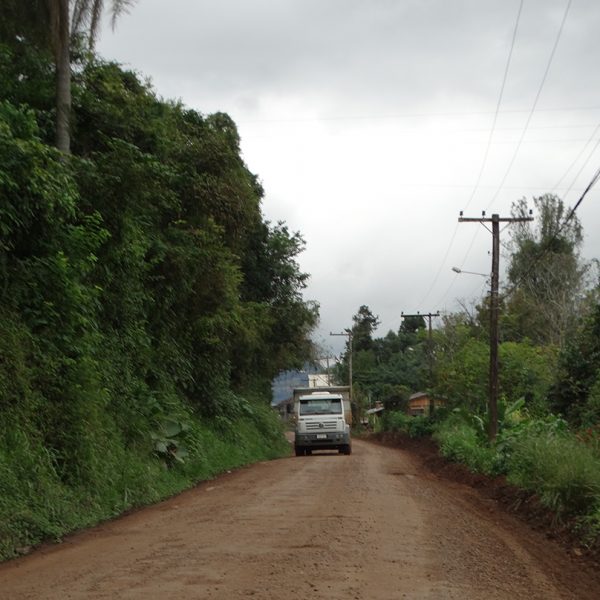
48, 0, 71, 152
47, 0, 136, 153
505, 194, 589, 347
400, 314, 425, 334
352, 305, 380, 352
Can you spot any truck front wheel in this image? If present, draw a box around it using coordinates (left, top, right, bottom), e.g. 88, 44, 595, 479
295, 447, 305, 457
343, 444, 352, 455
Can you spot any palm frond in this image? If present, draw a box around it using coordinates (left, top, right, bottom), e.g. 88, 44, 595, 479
110, 0, 137, 29
88, 0, 105, 47
70, 0, 134, 49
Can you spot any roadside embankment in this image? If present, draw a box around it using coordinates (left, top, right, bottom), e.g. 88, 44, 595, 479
366, 431, 600, 567
0, 404, 290, 562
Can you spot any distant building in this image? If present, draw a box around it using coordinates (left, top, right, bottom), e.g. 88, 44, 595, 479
271, 364, 334, 406
308, 373, 333, 388
407, 392, 444, 416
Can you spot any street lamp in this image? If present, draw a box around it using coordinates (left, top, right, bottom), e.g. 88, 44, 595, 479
451, 266, 488, 277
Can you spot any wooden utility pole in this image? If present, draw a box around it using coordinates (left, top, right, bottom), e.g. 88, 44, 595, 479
400, 311, 440, 415
330, 330, 353, 403
458, 211, 533, 440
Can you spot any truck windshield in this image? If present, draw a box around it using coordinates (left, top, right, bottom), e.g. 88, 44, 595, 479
299, 398, 343, 415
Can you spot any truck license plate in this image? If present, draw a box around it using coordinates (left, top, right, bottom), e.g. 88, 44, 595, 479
316, 433, 327, 439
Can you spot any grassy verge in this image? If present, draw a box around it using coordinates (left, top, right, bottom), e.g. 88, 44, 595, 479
434, 418, 498, 474
378, 411, 434, 439
0, 402, 289, 561
433, 413, 600, 545
378, 409, 600, 545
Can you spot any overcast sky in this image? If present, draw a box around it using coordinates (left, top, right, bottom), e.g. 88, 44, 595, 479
97, 0, 600, 355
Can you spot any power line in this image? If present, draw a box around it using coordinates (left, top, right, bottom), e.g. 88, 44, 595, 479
438, 257, 493, 311
436, 160, 600, 312
386, 183, 590, 190
436, 273, 460, 310
485, 0, 573, 212
434, 220, 504, 309
456, 0, 573, 284
418, 222, 460, 306
456, 130, 600, 291
243, 127, 600, 139
244, 122, 599, 133
564, 167, 600, 224
432, 2, 591, 319
551, 124, 600, 191
464, 0, 523, 215
561, 135, 600, 202
417, 0, 524, 307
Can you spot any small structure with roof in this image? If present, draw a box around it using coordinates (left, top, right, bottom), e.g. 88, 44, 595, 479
407, 392, 444, 416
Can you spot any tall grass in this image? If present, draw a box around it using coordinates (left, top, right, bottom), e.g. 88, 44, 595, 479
432, 411, 600, 541
434, 418, 497, 475
507, 430, 600, 517
0, 403, 289, 561
381, 411, 433, 438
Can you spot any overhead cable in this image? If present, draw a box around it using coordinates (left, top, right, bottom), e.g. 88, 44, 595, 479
485, 0, 573, 212
456, 0, 573, 289
464, 0, 524, 214
417, 0, 524, 308
551, 123, 600, 192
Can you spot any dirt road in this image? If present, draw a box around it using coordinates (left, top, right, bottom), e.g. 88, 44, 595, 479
1, 439, 598, 599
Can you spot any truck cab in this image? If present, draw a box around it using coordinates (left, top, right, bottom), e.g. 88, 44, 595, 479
294, 390, 352, 456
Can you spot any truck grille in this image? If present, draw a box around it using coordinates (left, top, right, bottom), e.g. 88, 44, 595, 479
306, 421, 337, 430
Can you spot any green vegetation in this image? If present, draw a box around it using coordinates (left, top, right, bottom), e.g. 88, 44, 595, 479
379, 412, 433, 439
336, 196, 600, 543
433, 412, 600, 540
0, 27, 315, 559
376, 403, 600, 542
0, 405, 289, 559
333, 306, 428, 412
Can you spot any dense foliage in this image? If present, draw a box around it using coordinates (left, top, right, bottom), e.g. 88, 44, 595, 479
337, 195, 600, 542
338, 195, 598, 424
334, 306, 428, 412
0, 37, 317, 559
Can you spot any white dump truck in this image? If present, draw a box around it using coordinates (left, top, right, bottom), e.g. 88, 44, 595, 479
293, 386, 352, 456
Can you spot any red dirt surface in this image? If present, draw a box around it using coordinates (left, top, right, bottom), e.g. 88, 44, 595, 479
370, 431, 600, 564
1, 438, 599, 599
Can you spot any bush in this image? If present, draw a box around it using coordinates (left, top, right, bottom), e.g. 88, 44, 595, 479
580, 506, 600, 546
580, 377, 600, 428
0, 51, 313, 560
0, 400, 289, 560
381, 411, 433, 438
494, 413, 568, 473
434, 419, 497, 475
576, 424, 600, 459
506, 428, 600, 518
